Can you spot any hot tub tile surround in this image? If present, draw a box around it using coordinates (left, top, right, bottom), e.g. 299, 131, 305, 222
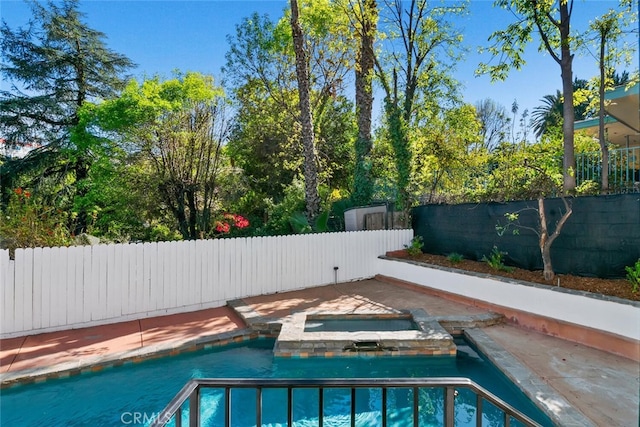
274, 309, 458, 358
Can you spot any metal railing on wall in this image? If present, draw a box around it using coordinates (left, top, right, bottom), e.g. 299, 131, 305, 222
576, 146, 640, 192
150, 377, 541, 427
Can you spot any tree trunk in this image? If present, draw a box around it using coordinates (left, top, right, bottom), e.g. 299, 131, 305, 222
352, 0, 377, 206
290, 0, 320, 220
161, 181, 190, 240
382, 69, 412, 214
537, 198, 554, 281
73, 158, 89, 235
187, 187, 198, 240
385, 98, 411, 214
537, 197, 573, 282
559, 1, 576, 194
598, 26, 609, 193
541, 243, 555, 282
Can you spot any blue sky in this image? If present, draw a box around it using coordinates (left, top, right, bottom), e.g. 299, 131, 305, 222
2, 0, 637, 121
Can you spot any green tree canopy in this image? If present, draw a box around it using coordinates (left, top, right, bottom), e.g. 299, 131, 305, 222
477, 0, 579, 192
93, 72, 235, 240
0, 0, 133, 233
474, 98, 510, 152
375, 0, 467, 211
224, 9, 355, 226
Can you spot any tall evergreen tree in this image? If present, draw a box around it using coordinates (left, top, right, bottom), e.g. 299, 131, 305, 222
474, 98, 510, 151
0, 0, 133, 233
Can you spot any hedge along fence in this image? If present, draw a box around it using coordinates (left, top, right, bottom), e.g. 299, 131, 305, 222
0, 229, 413, 338
412, 193, 640, 278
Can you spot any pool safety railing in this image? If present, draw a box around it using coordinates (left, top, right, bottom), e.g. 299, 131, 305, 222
150, 377, 542, 427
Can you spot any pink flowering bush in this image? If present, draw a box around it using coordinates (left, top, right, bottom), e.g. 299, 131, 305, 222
214, 213, 249, 236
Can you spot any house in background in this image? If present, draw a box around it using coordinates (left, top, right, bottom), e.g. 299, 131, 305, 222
574, 82, 640, 192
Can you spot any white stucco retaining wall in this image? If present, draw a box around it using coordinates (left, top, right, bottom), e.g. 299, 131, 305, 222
377, 257, 640, 342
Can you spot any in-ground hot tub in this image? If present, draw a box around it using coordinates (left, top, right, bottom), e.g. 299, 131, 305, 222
304, 316, 420, 332
274, 309, 456, 358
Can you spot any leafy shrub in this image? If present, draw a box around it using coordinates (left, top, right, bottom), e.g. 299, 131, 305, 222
626, 259, 640, 293
575, 180, 600, 196
0, 188, 72, 256
288, 210, 330, 234
261, 179, 307, 235
145, 223, 182, 242
482, 246, 514, 273
447, 252, 464, 264
405, 235, 424, 257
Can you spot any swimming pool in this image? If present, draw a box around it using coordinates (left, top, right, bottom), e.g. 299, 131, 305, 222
0, 337, 552, 426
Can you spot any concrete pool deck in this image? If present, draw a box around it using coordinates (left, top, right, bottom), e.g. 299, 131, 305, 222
1, 278, 638, 426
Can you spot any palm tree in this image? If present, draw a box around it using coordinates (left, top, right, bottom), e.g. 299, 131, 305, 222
531, 79, 593, 139
531, 91, 563, 139
290, 0, 320, 220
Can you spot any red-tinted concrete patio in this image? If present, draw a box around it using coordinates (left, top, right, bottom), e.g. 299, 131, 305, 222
1, 307, 245, 374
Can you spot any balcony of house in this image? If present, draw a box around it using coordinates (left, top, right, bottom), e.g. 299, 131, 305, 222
574, 82, 639, 193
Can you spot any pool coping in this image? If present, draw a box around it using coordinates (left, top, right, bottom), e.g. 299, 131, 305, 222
0, 329, 274, 388
465, 328, 595, 427
227, 297, 507, 335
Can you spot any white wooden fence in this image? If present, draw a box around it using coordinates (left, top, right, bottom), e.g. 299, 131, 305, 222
0, 230, 412, 338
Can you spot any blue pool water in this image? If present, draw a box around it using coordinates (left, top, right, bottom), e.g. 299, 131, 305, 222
0, 338, 552, 426
304, 318, 419, 332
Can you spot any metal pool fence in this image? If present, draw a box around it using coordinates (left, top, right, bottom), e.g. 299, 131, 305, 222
151, 377, 541, 427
